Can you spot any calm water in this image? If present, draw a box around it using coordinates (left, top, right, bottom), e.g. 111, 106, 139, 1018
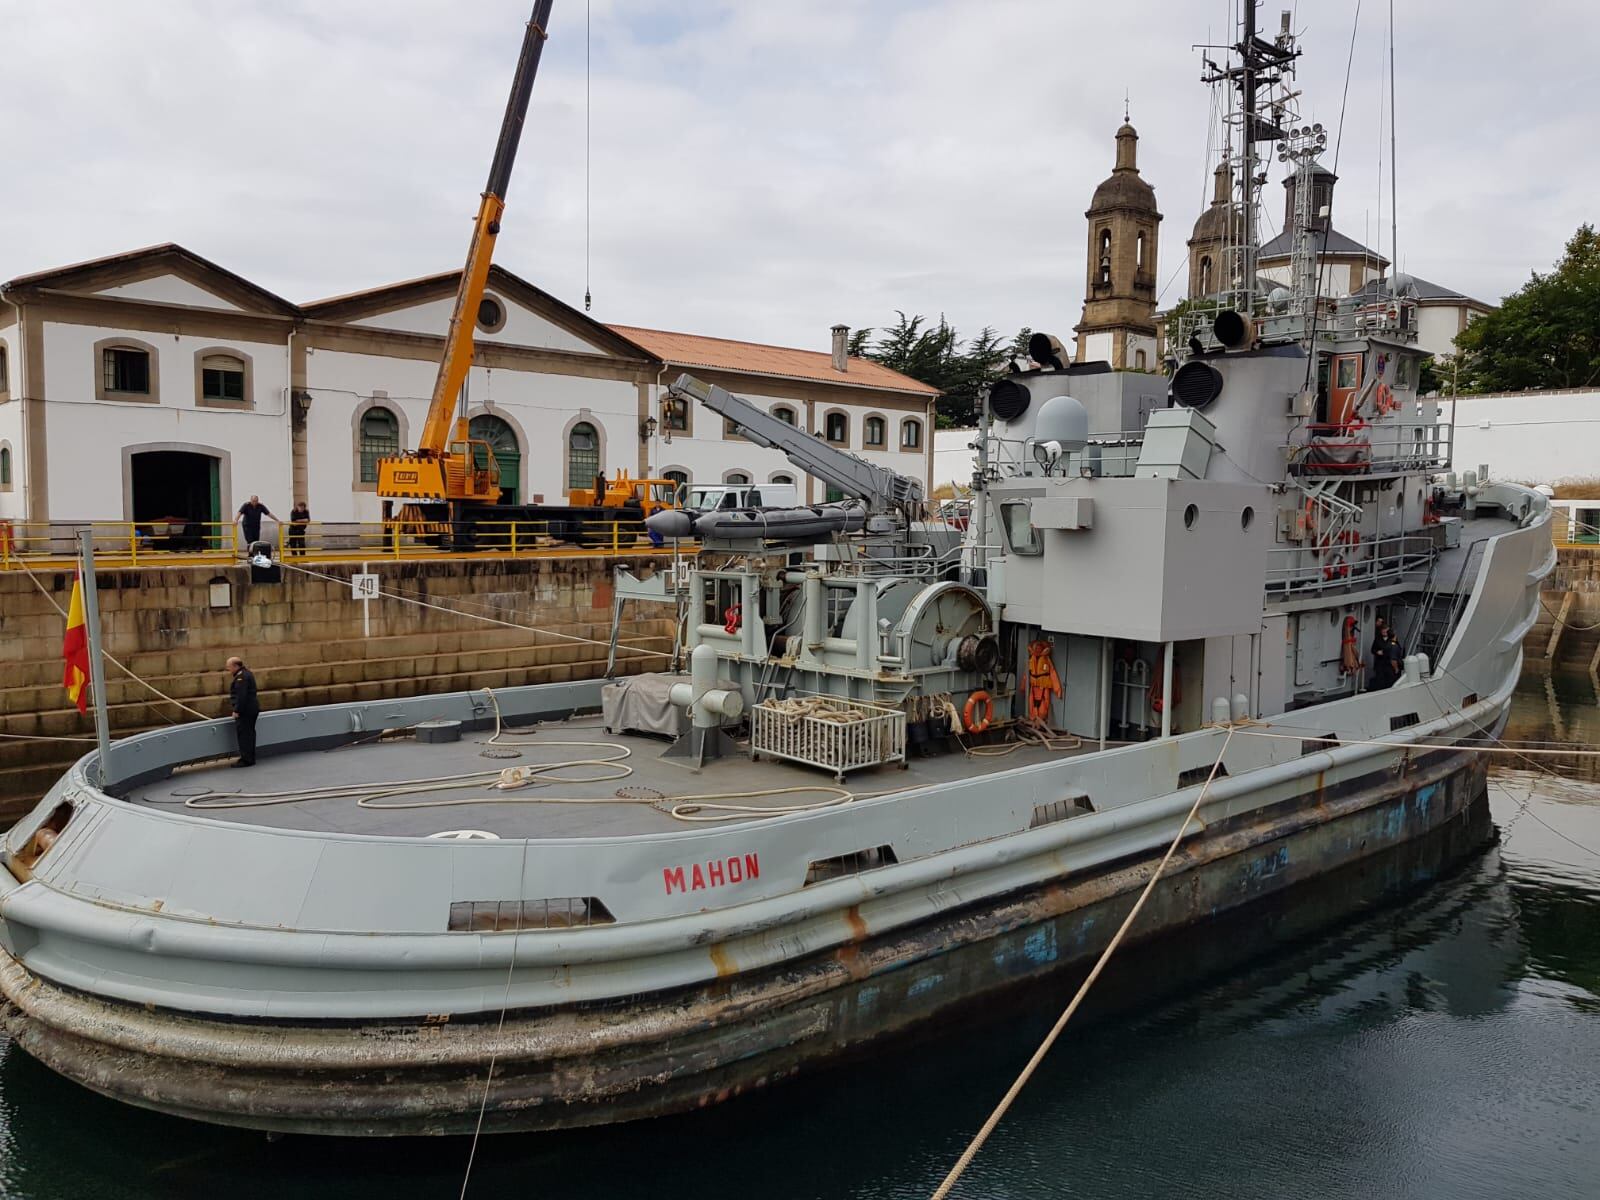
3, 681, 1598, 1200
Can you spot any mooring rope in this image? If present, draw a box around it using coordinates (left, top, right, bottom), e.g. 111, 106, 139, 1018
927, 724, 1237, 1199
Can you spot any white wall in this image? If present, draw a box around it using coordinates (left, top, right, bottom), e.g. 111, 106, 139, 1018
350, 295, 608, 356
1080, 331, 1116, 366
0, 326, 21, 519
1449, 390, 1600, 486
38, 320, 292, 522
304, 349, 639, 522
93, 276, 243, 310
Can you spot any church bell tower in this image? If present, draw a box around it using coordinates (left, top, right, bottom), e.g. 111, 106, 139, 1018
1075, 120, 1162, 370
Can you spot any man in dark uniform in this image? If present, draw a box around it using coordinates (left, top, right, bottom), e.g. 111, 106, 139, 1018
227, 656, 260, 767
1369, 618, 1395, 690
235, 495, 275, 553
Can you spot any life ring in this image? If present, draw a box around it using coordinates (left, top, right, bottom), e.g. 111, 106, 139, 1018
723, 604, 742, 635
963, 690, 993, 733
1340, 614, 1361, 675
1323, 552, 1349, 581
1374, 382, 1395, 415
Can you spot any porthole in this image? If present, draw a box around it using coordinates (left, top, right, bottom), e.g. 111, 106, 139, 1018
476, 295, 506, 332
1183, 504, 1198, 529
1241, 505, 1254, 529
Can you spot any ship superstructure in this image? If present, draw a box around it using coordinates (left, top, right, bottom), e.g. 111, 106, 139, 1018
0, 6, 1554, 1134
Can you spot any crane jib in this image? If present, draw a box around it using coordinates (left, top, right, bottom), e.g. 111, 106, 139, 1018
486, 0, 555, 203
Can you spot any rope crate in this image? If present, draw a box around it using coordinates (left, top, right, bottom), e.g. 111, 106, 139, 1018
750, 698, 906, 780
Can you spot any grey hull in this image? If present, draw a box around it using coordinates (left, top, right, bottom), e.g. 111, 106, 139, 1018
0, 743, 1490, 1136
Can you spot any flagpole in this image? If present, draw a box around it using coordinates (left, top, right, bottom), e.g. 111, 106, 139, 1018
76, 528, 114, 787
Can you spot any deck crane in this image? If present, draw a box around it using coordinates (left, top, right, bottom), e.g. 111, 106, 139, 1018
376, 1, 553, 535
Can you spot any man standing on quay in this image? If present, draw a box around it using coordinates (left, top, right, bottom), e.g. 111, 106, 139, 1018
226, 656, 259, 767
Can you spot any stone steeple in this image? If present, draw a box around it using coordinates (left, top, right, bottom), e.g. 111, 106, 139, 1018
1075, 121, 1162, 369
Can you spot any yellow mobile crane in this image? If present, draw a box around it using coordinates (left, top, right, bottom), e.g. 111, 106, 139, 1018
377, 1, 558, 543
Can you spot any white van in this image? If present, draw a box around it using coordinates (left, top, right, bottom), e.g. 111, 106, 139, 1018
682, 481, 802, 512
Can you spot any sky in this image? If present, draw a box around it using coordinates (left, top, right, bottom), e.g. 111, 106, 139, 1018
4, 0, 1595, 355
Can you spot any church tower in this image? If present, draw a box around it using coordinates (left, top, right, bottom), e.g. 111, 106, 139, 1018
1187, 159, 1242, 299
1075, 121, 1162, 370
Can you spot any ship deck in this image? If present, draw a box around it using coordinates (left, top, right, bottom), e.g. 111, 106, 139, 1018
125, 715, 1099, 840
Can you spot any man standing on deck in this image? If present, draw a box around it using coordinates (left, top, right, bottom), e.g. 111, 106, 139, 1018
226, 656, 260, 767
235, 495, 275, 553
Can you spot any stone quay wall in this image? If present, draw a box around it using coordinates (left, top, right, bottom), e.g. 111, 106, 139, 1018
0, 555, 677, 823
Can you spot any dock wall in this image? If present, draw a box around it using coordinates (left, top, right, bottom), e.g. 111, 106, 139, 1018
0, 555, 677, 823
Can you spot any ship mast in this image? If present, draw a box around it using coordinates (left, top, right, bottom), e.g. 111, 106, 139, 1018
1201, 2, 1298, 316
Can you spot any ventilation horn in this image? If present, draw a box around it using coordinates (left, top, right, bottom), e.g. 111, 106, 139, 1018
1212, 309, 1256, 350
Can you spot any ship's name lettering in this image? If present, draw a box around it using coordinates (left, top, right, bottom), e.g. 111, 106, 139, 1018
663, 853, 759, 895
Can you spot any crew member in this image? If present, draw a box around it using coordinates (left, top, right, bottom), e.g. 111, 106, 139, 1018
235, 495, 275, 553
226, 656, 260, 767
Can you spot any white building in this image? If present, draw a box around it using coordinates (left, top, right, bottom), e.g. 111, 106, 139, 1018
0, 245, 937, 529
1449, 389, 1600, 487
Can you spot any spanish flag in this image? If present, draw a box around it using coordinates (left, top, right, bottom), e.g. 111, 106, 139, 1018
62, 574, 90, 716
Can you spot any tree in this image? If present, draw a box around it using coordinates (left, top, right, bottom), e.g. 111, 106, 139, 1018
846, 327, 873, 358
855, 313, 1021, 428
1453, 224, 1600, 393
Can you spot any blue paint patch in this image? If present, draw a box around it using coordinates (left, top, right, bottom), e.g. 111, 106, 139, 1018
1022, 925, 1059, 966
856, 985, 879, 1013
907, 974, 942, 1000
1243, 845, 1290, 886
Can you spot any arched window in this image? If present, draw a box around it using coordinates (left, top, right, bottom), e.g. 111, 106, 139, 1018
95, 337, 159, 403
824, 411, 848, 444
358, 407, 399, 483
1136, 231, 1147, 272
900, 418, 923, 450
724, 471, 751, 485
0, 444, 11, 490
771, 405, 797, 425
1098, 229, 1112, 285
470, 414, 522, 505
1134, 349, 1148, 370
1199, 255, 1213, 294
197, 350, 249, 406
770, 472, 795, 485
567, 421, 600, 493
864, 415, 886, 447
0, 345, 9, 396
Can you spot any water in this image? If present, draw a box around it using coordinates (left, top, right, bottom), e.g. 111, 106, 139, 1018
3, 682, 1599, 1200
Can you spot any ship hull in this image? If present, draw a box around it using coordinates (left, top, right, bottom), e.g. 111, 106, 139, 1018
0, 740, 1493, 1136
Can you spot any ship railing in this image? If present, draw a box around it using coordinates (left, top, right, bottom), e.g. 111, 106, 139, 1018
1264, 531, 1437, 595
1286, 421, 1452, 478
979, 431, 1147, 481
0, 518, 679, 570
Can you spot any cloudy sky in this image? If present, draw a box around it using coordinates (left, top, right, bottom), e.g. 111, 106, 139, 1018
5, 0, 1594, 353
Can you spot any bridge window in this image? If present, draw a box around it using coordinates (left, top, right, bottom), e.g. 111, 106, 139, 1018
358, 407, 399, 483
824, 411, 848, 445
900, 418, 923, 450
864, 415, 886, 447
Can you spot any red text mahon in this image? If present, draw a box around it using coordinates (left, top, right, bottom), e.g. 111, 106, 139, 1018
663, 853, 760, 895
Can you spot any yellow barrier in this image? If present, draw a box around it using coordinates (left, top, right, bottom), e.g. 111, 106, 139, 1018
0, 518, 676, 570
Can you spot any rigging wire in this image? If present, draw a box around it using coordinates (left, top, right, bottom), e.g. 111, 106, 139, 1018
583, 0, 592, 312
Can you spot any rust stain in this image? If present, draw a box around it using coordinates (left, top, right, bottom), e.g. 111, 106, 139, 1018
708, 943, 737, 978
844, 904, 868, 942
833, 943, 872, 981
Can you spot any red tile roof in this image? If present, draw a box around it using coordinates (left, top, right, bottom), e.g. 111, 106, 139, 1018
609, 324, 940, 397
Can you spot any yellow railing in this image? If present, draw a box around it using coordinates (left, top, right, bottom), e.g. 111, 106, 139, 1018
0, 518, 679, 570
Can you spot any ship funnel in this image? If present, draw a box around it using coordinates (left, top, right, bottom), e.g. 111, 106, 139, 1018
1212, 310, 1256, 350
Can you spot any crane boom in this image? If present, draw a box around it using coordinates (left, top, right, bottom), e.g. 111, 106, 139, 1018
665, 374, 924, 510
379, 1, 554, 506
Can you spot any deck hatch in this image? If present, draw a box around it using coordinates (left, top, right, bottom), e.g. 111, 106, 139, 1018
1389, 712, 1420, 731
804, 845, 898, 885
1177, 763, 1230, 788
447, 897, 615, 931
1301, 734, 1340, 755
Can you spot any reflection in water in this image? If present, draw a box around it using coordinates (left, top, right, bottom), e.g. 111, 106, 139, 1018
2, 684, 1598, 1200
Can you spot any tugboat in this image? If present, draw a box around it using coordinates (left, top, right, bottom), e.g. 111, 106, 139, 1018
0, 6, 1552, 1134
